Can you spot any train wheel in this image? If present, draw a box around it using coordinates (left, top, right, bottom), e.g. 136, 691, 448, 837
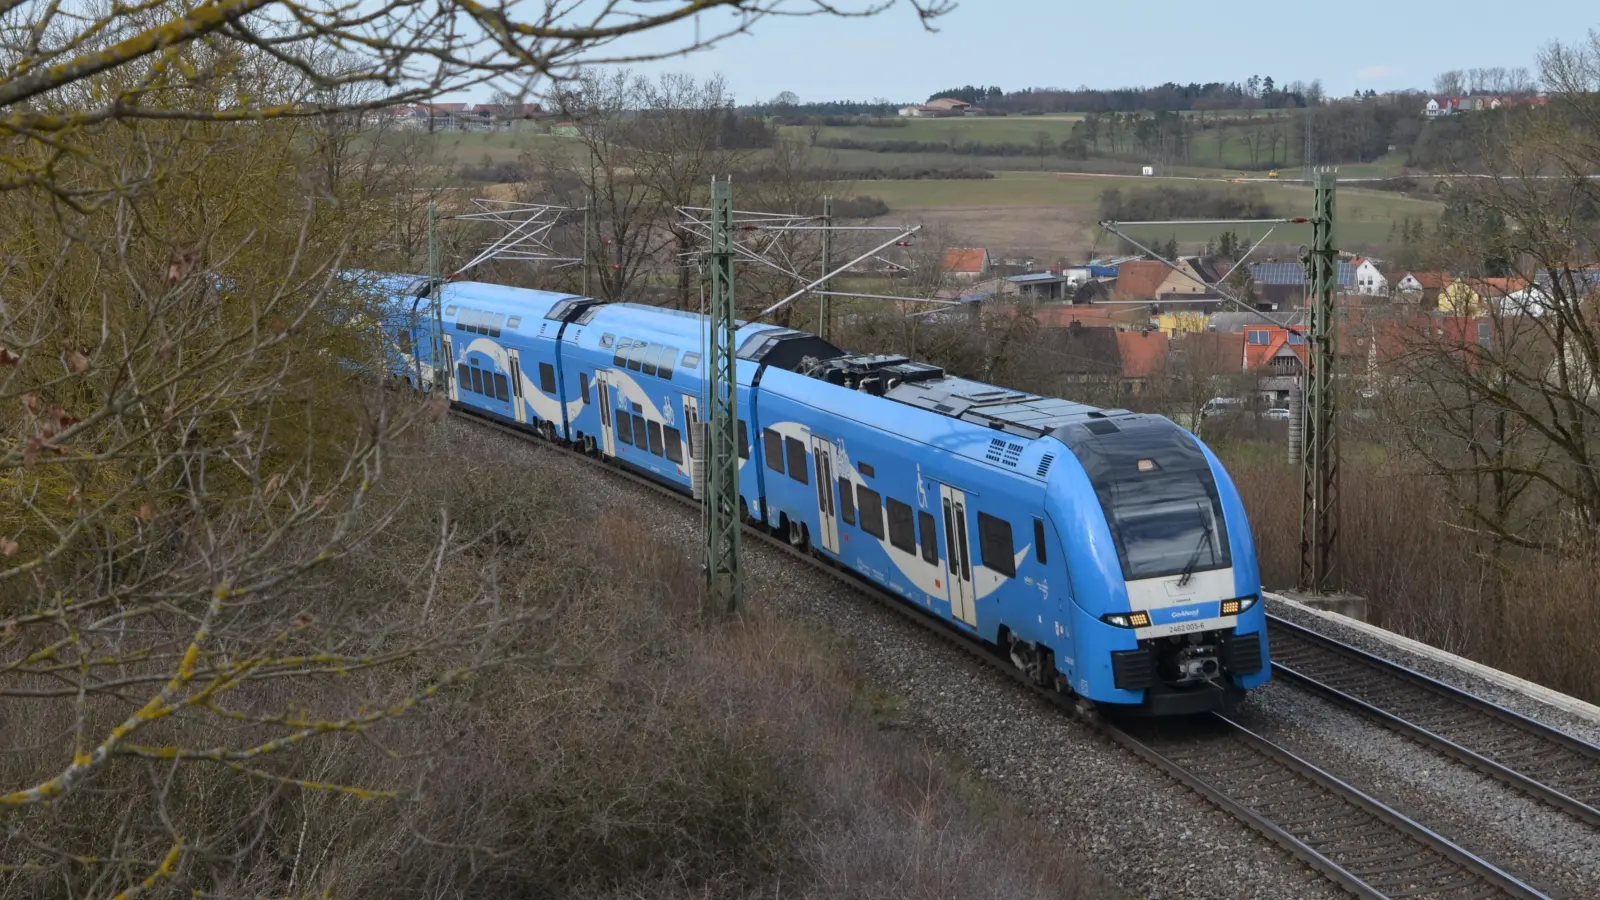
787, 519, 808, 552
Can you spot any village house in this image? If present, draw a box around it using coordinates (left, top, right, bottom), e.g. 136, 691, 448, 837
1351, 257, 1388, 295
1423, 95, 1548, 118
898, 97, 972, 118
1248, 261, 1356, 306
942, 248, 992, 281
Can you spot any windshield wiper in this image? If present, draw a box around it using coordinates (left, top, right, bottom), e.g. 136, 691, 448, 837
1176, 501, 1214, 587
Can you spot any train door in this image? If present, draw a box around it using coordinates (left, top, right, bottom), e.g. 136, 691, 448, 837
442, 336, 459, 402
682, 395, 703, 497
939, 484, 977, 626
505, 348, 527, 424
810, 436, 840, 555
595, 371, 616, 457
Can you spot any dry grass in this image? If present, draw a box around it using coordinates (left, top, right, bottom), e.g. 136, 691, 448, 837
2, 423, 1104, 898
1220, 444, 1600, 705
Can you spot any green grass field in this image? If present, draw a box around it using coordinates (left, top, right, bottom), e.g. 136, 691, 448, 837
849, 171, 1440, 248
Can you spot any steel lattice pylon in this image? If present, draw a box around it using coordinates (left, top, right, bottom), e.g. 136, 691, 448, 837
1299, 171, 1341, 593
704, 178, 743, 613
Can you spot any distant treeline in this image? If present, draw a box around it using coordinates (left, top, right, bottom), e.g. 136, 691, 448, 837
740, 100, 903, 117
832, 166, 993, 181
927, 79, 1338, 114
818, 137, 1046, 158
1099, 185, 1279, 222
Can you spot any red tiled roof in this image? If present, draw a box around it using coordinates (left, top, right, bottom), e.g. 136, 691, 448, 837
1463, 276, 1530, 296
1242, 327, 1309, 371
1173, 332, 1245, 375
1113, 260, 1171, 301
942, 248, 988, 274
1116, 330, 1169, 378
1407, 272, 1454, 290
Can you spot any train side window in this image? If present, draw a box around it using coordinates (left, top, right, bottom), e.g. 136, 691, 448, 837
453, 308, 466, 332
658, 347, 676, 380
1033, 518, 1047, 564
886, 498, 915, 554
919, 511, 939, 564
539, 362, 557, 394
664, 427, 684, 463
978, 512, 1016, 578
493, 372, 509, 402
837, 478, 855, 525
579, 372, 591, 405
489, 314, 503, 338
457, 363, 470, 391
858, 462, 875, 478
856, 486, 884, 538
507, 316, 521, 329
626, 342, 646, 371
616, 409, 633, 445
469, 365, 484, 396
613, 337, 630, 367
631, 414, 649, 450
682, 351, 701, 371
647, 421, 664, 457
784, 437, 808, 485
763, 428, 784, 474
600, 333, 614, 349
642, 344, 662, 376
737, 421, 749, 460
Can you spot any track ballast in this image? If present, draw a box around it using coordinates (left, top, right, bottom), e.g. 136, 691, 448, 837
451, 407, 1556, 900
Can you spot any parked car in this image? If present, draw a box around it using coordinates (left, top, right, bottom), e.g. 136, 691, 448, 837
1200, 397, 1245, 419
1262, 408, 1291, 421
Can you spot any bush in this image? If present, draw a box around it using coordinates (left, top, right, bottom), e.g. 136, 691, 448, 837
1099, 185, 1279, 221
0, 422, 1100, 898
836, 166, 995, 181
1220, 447, 1600, 705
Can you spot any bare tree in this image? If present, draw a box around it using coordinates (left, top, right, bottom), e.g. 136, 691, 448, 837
1390, 32, 1600, 548
0, 2, 958, 891
2, 0, 952, 199
535, 71, 662, 303
632, 73, 755, 309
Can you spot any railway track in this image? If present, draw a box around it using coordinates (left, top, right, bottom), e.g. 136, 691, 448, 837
452, 408, 1552, 900
1268, 616, 1600, 830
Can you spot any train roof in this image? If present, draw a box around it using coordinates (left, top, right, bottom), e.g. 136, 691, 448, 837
581, 302, 844, 370
803, 353, 1121, 439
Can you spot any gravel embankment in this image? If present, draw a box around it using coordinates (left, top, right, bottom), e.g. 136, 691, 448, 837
478, 427, 1345, 900
1236, 681, 1600, 897
1265, 597, 1600, 746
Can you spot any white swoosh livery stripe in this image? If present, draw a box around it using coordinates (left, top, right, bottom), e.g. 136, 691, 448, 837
763, 419, 1028, 603
599, 367, 689, 478
463, 338, 585, 424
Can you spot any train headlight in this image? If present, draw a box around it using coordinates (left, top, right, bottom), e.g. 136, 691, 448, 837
1102, 611, 1151, 628
1220, 595, 1259, 616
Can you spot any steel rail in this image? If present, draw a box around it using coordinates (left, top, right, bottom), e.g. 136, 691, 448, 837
1267, 615, 1600, 829
447, 406, 1550, 900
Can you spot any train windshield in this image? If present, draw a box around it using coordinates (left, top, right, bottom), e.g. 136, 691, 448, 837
1051, 416, 1232, 581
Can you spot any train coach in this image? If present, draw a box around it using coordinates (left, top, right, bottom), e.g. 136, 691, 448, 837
366, 274, 1270, 716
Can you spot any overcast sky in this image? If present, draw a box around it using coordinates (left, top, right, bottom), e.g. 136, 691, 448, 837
584, 0, 1590, 104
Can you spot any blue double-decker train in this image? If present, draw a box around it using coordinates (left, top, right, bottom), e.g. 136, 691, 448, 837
362, 272, 1269, 715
